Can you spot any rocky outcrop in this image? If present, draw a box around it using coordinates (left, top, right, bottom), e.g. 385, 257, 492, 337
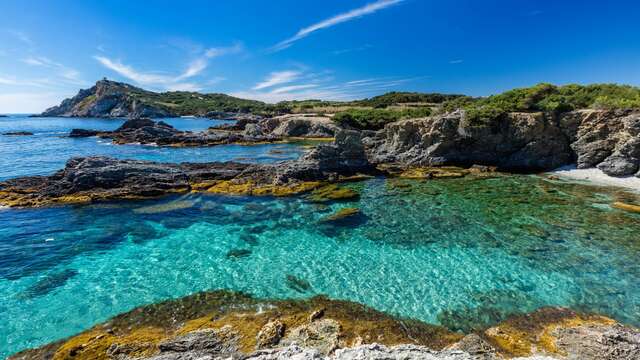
70, 116, 340, 147
0, 130, 373, 207
2, 131, 33, 136
40, 80, 174, 118
365, 109, 640, 177
69, 118, 280, 146
255, 114, 340, 138
9, 290, 639, 360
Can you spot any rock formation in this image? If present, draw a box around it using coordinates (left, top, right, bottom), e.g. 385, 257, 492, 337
40, 80, 174, 118
0, 129, 373, 207
364, 109, 640, 177
69, 116, 338, 147
9, 291, 639, 360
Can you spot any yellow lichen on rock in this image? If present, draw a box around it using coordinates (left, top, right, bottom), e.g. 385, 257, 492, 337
612, 201, 640, 213
206, 180, 321, 197
52, 327, 167, 360
321, 208, 360, 222
484, 308, 616, 357
308, 184, 359, 202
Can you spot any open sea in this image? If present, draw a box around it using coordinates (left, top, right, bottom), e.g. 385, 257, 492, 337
1, 115, 639, 357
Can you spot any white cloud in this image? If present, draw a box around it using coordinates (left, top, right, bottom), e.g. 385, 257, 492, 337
252, 70, 301, 90
271, 84, 319, 94
205, 43, 243, 58
22, 56, 86, 84
95, 43, 240, 90
235, 73, 425, 103
449, 59, 464, 64
271, 0, 403, 52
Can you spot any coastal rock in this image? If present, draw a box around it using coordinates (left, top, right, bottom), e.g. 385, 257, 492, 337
69, 117, 337, 147
0, 130, 372, 207
11, 289, 640, 360
256, 320, 286, 349
2, 131, 34, 136
262, 114, 340, 138
365, 109, 640, 177
280, 319, 342, 355
40, 79, 175, 118
366, 111, 572, 172
69, 129, 101, 137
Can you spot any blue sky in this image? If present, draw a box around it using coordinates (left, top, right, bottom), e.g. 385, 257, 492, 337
1, 0, 639, 112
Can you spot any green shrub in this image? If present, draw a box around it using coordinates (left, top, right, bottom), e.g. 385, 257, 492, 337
333, 107, 432, 130
442, 83, 640, 125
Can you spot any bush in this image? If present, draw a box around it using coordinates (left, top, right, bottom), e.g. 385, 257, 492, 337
333, 107, 431, 130
442, 83, 640, 125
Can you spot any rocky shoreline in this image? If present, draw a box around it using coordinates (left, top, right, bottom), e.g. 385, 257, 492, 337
68, 115, 338, 147
9, 290, 640, 360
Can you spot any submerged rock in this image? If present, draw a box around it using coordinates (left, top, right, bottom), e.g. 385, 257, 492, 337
226, 248, 252, 259
320, 208, 360, 223
17, 269, 78, 299
286, 275, 312, 293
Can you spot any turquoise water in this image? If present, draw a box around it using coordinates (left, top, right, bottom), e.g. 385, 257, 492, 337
1, 117, 640, 357
0, 115, 305, 180
1, 175, 640, 357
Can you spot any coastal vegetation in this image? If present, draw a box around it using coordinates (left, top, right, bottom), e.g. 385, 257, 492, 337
332, 107, 432, 130
441, 83, 640, 125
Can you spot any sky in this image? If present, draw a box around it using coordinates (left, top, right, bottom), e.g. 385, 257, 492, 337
1, 0, 640, 113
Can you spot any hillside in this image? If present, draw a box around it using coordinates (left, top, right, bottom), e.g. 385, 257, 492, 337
40, 79, 273, 118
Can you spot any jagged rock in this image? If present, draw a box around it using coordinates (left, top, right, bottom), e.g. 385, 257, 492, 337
366, 111, 571, 172
365, 109, 640, 177
551, 322, 640, 359
333, 344, 475, 360
281, 319, 342, 355
256, 320, 286, 349
447, 334, 499, 360
145, 327, 240, 360
0, 130, 373, 207
262, 115, 340, 138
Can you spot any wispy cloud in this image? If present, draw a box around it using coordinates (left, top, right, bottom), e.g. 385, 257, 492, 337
7, 30, 33, 46
271, 0, 403, 52
271, 84, 319, 94
95, 43, 241, 91
449, 59, 464, 64
236, 68, 424, 103
22, 56, 86, 84
205, 43, 243, 58
332, 44, 373, 55
252, 70, 301, 90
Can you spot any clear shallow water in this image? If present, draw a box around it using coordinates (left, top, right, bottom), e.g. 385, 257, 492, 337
0, 115, 305, 180
1, 175, 640, 357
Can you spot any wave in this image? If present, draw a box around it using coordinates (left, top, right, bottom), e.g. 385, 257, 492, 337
549, 165, 640, 192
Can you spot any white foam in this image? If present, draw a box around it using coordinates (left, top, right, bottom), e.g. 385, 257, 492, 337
548, 165, 640, 192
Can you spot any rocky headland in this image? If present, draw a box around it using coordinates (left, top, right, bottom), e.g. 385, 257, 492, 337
9, 290, 640, 360
38, 79, 276, 119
